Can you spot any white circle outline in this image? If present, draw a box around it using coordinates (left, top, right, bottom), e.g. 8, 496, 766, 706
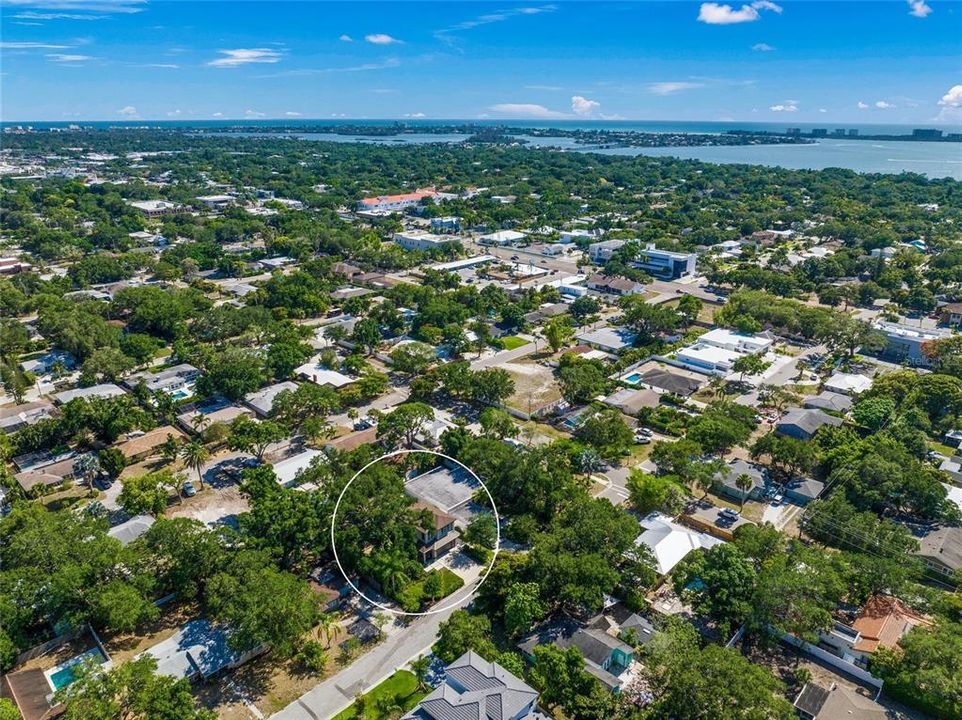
330, 448, 500, 617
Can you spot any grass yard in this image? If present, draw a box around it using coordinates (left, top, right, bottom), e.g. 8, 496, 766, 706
331, 670, 428, 720
499, 335, 529, 350
398, 567, 465, 611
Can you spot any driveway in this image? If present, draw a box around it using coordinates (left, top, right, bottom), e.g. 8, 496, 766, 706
270, 595, 471, 720
469, 341, 540, 370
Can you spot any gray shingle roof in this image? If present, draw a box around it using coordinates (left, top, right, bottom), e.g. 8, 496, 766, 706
404, 651, 542, 720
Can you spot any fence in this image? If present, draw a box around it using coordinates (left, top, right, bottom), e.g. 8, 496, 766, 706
778, 631, 884, 691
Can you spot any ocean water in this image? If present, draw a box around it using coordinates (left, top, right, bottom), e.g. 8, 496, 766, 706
8, 118, 962, 179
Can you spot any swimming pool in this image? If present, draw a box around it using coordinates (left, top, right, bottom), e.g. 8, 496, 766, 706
45, 647, 108, 691
623, 372, 643, 384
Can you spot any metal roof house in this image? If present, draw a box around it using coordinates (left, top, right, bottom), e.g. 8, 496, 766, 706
139, 619, 264, 682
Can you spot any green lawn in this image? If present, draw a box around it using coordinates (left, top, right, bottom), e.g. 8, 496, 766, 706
398, 567, 465, 611
331, 670, 428, 720
499, 335, 529, 350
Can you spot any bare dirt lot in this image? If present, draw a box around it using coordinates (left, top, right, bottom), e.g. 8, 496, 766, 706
501, 359, 562, 415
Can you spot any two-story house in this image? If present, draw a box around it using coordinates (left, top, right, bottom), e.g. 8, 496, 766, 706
413, 501, 459, 564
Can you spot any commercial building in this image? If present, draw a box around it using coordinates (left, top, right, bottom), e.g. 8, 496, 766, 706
394, 230, 459, 251
356, 189, 437, 213
478, 229, 527, 245
872, 320, 953, 367
634, 243, 697, 280
128, 199, 188, 218
588, 239, 625, 263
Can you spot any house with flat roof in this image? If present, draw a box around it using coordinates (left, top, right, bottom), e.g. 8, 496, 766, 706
0, 401, 57, 434
697, 328, 773, 354
402, 650, 546, 720
405, 465, 479, 515
139, 619, 263, 682
272, 448, 324, 488
52, 383, 125, 405
674, 344, 743, 375
575, 326, 636, 353
128, 199, 188, 217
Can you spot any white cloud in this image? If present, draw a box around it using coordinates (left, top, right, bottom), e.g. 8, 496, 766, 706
907, 0, 932, 17
365, 34, 402, 45
875, 100, 895, 109
208, 48, 281, 68
818, 108, 827, 113
285, 111, 302, 117
404, 112, 427, 118
571, 95, 600, 116
525, 84, 563, 91
0, 0, 144, 13
257, 57, 400, 78
1, 41, 71, 48
117, 105, 138, 116
212, 112, 224, 117
46, 53, 92, 63
752, 42, 775, 51
244, 109, 266, 118
648, 81, 705, 95
437, 4, 555, 37
769, 101, 798, 112
938, 85, 962, 107
698, 1, 782, 25
339, 34, 353, 42
138, 63, 179, 69
166, 109, 182, 117
857, 101, 869, 109
14, 11, 106, 20
488, 103, 568, 119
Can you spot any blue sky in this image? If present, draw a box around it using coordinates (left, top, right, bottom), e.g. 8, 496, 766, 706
1, 1, 960, 124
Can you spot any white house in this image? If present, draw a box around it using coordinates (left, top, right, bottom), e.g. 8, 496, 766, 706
295, 363, 357, 389
698, 328, 773, 355
635, 512, 724, 575
272, 449, 324, 487
823, 372, 873, 396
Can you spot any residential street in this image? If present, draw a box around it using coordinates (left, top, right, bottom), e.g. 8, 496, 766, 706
270, 595, 471, 720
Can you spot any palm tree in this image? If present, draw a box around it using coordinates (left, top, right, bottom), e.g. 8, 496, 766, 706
735, 473, 754, 510
313, 612, 339, 646
379, 551, 409, 596
180, 440, 210, 491
410, 655, 431, 692
73, 453, 100, 491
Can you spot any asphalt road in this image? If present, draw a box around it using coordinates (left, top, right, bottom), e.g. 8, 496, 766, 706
270, 595, 471, 720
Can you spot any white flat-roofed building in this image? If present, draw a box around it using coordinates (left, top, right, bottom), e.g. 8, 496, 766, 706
272, 448, 324, 487
53, 383, 126, 405
429, 255, 497, 272
196, 194, 235, 211
635, 243, 698, 280
128, 199, 188, 218
478, 229, 526, 245
698, 328, 773, 354
675, 344, 743, 375
588, 239, 626, 263
872, 320, 953, 367
259, 256, 295, 270
393, 230, 459, 251
561, 228, 602, 243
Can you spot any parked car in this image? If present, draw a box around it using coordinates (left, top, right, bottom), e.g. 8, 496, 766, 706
771, 493, 784, 506
182, 480, 197, 497
634, 435, 651, 445
354, 419, 374, 431
719, 508, 740, 521
95, 475, 113, 491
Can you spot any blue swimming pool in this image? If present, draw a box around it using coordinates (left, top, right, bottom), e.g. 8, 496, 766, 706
46, 647, 108, 691
623, 372, 642, 384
